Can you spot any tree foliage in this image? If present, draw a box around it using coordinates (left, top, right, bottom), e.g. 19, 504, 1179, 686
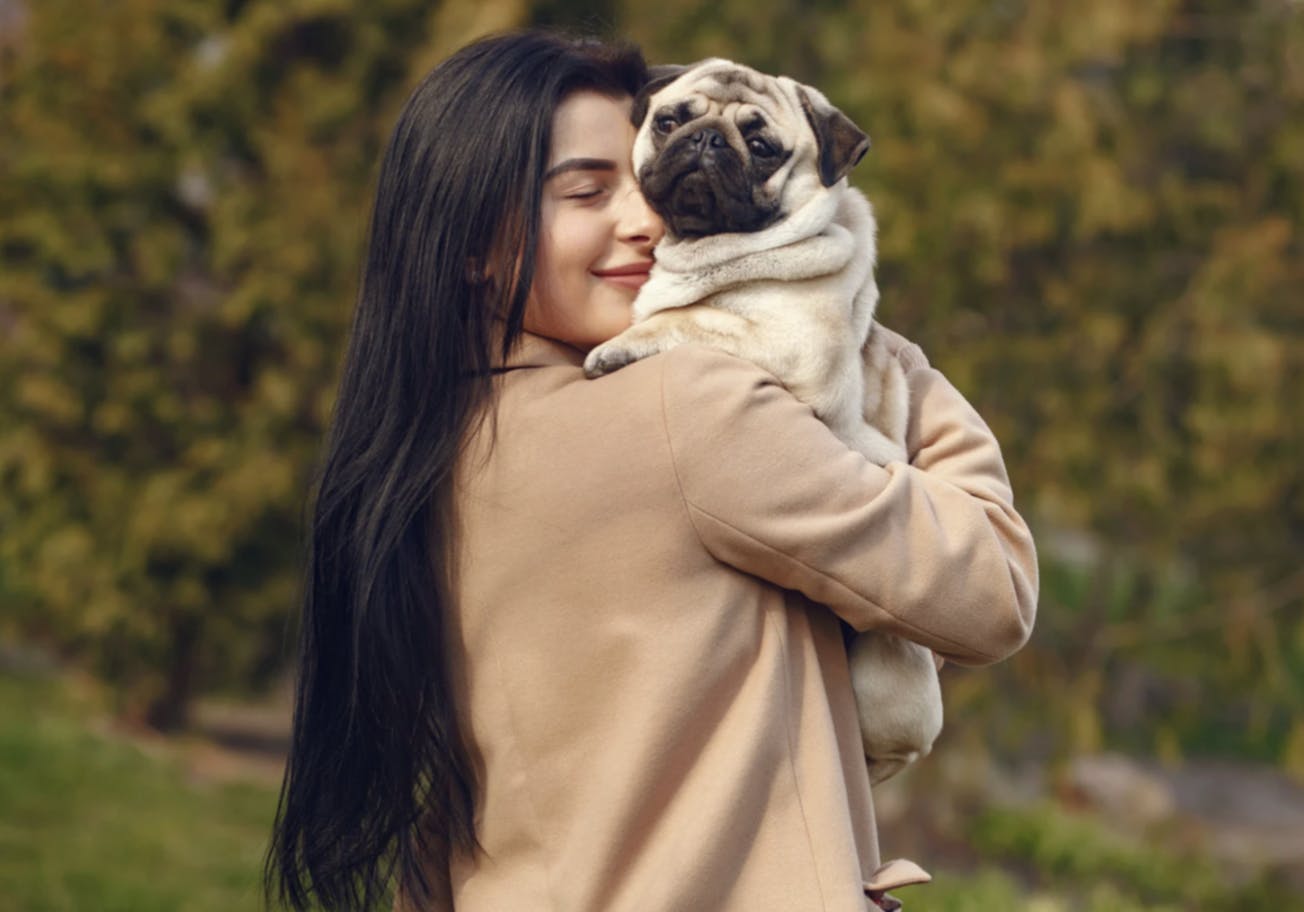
623, 0, 1304, 765
1, 0, 1301, 754
0, 0, 526, 726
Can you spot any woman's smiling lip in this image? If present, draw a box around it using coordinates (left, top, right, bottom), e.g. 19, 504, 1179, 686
593, 260, 654, 288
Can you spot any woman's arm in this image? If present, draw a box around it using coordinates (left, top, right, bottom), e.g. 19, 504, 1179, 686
656, 339, 1038, 666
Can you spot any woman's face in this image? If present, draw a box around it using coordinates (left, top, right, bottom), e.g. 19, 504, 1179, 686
522, 91, 665, 350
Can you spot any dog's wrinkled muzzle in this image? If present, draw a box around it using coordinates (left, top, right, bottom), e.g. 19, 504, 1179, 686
640, 134, 775, 238
689, 126, 729, 159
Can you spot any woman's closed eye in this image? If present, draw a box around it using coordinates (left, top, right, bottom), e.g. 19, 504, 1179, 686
561, 182, 610, 202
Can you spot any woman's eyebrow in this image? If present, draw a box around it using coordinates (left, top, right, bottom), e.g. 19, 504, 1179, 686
544, 157, 617, 180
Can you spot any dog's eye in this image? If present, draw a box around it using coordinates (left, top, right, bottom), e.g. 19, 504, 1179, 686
654, 115, 678, 134
748, 138, 775, 157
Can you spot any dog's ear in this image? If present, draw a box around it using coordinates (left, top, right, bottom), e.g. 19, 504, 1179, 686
797, 87, 870, 187
631, 64, 690, 127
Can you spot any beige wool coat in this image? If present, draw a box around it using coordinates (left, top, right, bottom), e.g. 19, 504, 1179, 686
409, 327, 1038, 912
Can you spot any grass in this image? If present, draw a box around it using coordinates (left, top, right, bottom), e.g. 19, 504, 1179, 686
1, 668, 1297, 912
908, 869, 1190, 912
0, 671, 278, 912
963, 801, 1296, 912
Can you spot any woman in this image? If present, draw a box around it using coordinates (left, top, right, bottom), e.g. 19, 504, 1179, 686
267, 30, 1038, 912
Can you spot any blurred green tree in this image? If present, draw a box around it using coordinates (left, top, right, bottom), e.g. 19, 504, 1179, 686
0, 0, 527, 728
2, 0, 1301, 760
621, 0, 1304, 763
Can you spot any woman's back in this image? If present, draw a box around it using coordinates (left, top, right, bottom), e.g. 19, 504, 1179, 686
448, 335, 882, 911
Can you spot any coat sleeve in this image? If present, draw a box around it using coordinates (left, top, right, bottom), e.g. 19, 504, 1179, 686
655, 338, 1038, 666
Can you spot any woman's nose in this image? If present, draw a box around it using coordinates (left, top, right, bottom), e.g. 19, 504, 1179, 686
617, 185, 665, 250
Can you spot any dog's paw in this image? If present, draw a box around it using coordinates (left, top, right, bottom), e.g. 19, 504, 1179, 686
583, 341, 641, 378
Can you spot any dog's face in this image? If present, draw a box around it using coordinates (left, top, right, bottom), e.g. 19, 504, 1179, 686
630, 60, 870, 239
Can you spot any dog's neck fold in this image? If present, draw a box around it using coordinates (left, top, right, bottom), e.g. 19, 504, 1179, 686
634, 185, 875, 321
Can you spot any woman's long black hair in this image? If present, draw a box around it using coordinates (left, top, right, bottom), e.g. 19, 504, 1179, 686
266, 31, 647, 911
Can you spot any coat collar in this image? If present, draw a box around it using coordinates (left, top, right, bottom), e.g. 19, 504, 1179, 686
498, 331, 587, 371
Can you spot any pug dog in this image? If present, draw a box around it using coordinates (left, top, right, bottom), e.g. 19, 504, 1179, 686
584, 59, 943, 784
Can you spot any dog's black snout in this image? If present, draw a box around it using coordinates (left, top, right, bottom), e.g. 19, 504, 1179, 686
691, 128, 727, 151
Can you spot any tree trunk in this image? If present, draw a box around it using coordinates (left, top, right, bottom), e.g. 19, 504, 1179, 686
146, 614, 202, 732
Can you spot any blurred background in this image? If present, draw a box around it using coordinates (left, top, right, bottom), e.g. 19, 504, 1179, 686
1, 0, 1301, 909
